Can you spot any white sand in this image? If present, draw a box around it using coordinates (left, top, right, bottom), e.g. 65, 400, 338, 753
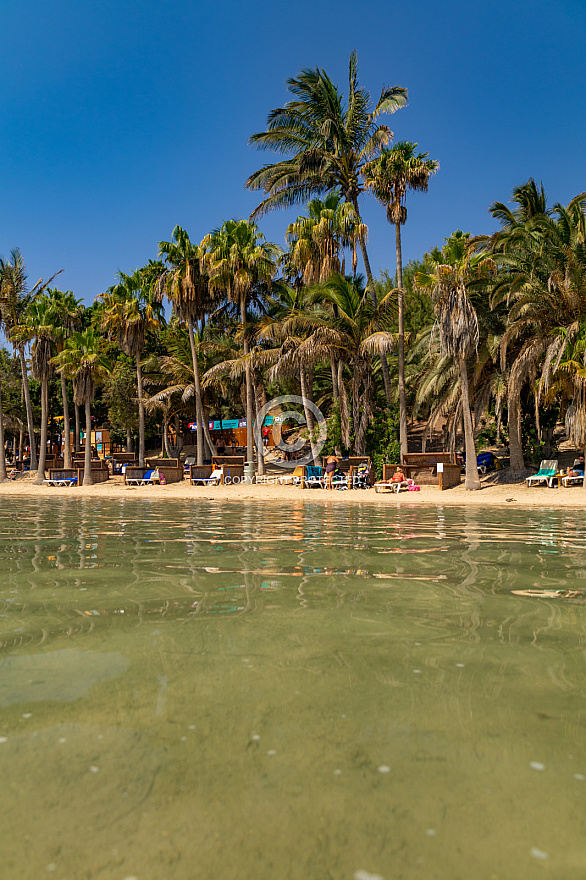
1, 471, 584, 508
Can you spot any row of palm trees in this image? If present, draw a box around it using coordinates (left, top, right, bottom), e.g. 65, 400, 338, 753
1, 52, 585, 491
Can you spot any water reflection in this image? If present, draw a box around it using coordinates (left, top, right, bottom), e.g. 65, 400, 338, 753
2, 499, 586, 653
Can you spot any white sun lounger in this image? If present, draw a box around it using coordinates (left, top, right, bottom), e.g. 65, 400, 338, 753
525, 460, 558, 488
126, 469, 158, 486
191, 468, 223, 486
561, 460, 584, 487
374, 479, 413, 493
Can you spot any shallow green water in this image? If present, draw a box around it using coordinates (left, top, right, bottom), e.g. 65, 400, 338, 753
0, 498, 585, 880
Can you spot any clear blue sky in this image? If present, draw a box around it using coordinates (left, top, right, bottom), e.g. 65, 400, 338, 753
1, 0, 585, 302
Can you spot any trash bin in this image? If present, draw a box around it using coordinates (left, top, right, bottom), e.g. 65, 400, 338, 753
244, 461, 255, 485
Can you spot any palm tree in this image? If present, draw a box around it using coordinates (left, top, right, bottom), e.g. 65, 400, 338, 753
285, 192, 366, 285
100, 268, 164, 467
479, 180, 551, 473
0, 358, 9, 482
14, 295, 58, 483
245, 52, 407, 401
363, 142, 439, 458
46, 288, 84, 468
204, 220, 281, 463
0, 248, 61, 470
486, 188, 586, 474
417, 233, 495, 490
158, 227, 213, 465
52, 329, 110, 486
266, 274, 396, 454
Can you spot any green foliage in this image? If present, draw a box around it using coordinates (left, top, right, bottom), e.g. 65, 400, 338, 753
321, 401, 348, 456
376, 264, 434, 334
104, 355, 138, 443
365, 409, 401, 478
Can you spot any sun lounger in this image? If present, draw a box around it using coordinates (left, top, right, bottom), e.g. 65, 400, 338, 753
525, 460, 558, 488
126, 468, 157, 486
190, 466, 223, 486
44, 476, 78, 487
303, 465, 323, 488
277, 466, 305, 486
374, 479, 414, 493
561, 460, 585, 487
44, 468, 79, 487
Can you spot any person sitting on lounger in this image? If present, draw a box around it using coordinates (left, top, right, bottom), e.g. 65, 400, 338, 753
391, 467, 405, 483
570, 455, 585, 477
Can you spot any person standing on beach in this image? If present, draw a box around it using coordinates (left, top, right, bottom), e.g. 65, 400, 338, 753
325, 454, 339, 490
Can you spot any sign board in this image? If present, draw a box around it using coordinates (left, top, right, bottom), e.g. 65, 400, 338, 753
437, 463, 444, 473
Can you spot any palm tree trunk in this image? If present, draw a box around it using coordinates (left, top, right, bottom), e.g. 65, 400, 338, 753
396, 222, 408, 460
163, 414, 173, 458
508, 390, 524, 473
299, 367, 319, 463
201, 403, 217, 459
0, 384, 7, 482
126, 428, 133, 453
18, 424, 24, 463
83, 398, 93, 486
338, 361, 351, 448
136, 355, 146, 468
252, 379, 264, 477
74, 403, 81, 454
331, 360, 339, 401
35, 379, 49, 484
60, 373, 72, 468
18, 344, 37, 470
460, 359, 481, 490
241, 297, 254, 464
351, 198, 393, 404
186, 318, 205, 466
331, 359, 342, 455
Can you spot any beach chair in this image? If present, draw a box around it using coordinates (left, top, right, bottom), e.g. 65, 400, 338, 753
183, 455, 196, 474
44, 468, 78, 487
561, 460, 585, 487
277, 466, 305, 486
374, 478, 414, 493
191, 466, 223, 486
125, 468, 157, 486
525, 460, 558, 488
303, 465, 323, 488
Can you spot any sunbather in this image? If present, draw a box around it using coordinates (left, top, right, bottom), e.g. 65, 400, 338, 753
391, 467, 405, 483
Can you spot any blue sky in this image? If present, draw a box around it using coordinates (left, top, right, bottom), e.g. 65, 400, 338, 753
1, 0, 585, 302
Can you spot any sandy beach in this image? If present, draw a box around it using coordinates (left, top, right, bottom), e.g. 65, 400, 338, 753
0, 470, 584, 508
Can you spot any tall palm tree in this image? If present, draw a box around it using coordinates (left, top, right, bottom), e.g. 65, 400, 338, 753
363, 142, 439, 458
0, 248, 61, 470
417, 233, 495, 490
46, 288, 84, 468
0, 356, 8, 482
15, 295, 58, 483
204, 220, 281, 463
245, 51, 407, 401
52, 329, 110, 486
158, 227, 212, 465
100, 268, 164, 467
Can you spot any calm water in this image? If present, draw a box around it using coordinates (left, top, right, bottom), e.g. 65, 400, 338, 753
0, 498, 585, 880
